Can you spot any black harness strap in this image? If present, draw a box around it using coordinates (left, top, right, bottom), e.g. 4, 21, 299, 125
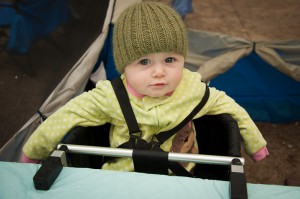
132, 149, 169, 175
110, 77, 209, 177
154, 85, 209, 144
111, 78, 140, 135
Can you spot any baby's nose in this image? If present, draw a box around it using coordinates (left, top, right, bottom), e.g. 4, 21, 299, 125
152, 64, 165, 77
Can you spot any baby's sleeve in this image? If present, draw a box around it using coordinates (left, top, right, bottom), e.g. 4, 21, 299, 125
20, 153, 40, 164
252, 146, 269, 162
203, 87, 269, 161
22, 82, 112, 161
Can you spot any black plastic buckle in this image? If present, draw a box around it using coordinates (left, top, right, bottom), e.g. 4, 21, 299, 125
33, 145, 69, 190
229, 158, 248, 199
130, 131, 142, 140
150, 135, 162, 151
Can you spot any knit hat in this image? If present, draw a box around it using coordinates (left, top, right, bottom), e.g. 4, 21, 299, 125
113, 1, 187, 73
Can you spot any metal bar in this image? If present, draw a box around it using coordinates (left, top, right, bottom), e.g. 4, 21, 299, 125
169, 153, 244, 166
58, 144, 132, 158
57, 144, 245, 166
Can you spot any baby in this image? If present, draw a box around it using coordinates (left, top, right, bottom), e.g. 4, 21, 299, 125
21, 2, 268, 173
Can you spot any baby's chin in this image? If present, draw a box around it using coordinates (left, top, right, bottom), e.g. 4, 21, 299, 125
146, 91, 173, 98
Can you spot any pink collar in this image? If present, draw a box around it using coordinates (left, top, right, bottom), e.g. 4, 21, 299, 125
126, 79, 145, 98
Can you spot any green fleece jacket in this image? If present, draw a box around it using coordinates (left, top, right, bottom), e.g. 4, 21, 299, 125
22, 69, 267, 171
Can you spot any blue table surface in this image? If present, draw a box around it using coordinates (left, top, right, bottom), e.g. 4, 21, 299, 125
0, 161, 299, 199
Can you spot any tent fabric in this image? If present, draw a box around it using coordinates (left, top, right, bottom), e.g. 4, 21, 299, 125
186, 29, 253, 82
255, 40, 300, 81
92, 24, 119, 80
186, 29, 300, 82
172, 0, 193, 18
186, 29, 300, 122
90, 0, 142, 81
210, 52, 300, 123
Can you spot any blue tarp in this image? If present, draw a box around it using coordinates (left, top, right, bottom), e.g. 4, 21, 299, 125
172, 0, 193, 18
210, 52, 300, 123
93, 24, 120, 80
0, 0, 70, 54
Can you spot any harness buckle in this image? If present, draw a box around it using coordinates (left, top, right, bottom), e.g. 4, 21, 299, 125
130, 131, 142, 139
150, 135, 162, 151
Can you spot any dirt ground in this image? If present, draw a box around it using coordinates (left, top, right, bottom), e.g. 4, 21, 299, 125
182, 0, 300, 41
244, 122, 300, 185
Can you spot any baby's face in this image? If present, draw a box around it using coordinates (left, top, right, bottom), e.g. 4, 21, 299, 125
124, 52, 184, 98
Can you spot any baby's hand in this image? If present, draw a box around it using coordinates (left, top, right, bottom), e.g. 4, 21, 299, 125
20, 153, 40, 164
252, 147, 269, 162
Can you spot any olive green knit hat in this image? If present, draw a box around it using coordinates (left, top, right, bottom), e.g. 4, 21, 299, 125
113, 1, 187, 73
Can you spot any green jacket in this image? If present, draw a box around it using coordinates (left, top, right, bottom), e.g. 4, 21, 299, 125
23, 69, 267, 171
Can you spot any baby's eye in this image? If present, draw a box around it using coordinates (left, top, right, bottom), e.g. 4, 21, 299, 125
165, 57, 175, 63
139, 59, 150, 65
